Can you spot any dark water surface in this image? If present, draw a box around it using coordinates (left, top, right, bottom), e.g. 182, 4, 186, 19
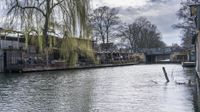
0, 64, 199, 112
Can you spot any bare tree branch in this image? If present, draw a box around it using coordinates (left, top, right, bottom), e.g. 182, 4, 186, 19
7, 0, 46, 17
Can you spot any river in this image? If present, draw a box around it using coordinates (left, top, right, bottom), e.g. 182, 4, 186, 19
0, 64, 199, 112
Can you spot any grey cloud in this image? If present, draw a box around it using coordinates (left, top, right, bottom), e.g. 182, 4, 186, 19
148, 0, 168, 3
116, 0, 181, 45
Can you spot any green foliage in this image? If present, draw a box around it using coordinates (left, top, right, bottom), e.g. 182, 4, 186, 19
24, 32, 29, 49
38, 35, 44, 52
4, 0, 97, 67
61, 37, 96, 67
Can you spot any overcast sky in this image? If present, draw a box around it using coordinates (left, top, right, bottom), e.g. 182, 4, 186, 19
0, 0, 182, 46
92, 0, 182, 46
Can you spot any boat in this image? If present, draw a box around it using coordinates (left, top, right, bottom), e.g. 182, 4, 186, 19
182, 62, 196, 67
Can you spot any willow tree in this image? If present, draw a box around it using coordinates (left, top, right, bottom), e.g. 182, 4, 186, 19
4, 0, 95, 66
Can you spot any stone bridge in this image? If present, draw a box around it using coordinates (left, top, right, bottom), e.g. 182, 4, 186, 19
136, 47, 189, 63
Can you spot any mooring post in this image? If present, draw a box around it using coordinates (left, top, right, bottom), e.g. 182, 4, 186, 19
162, 67, 170, 82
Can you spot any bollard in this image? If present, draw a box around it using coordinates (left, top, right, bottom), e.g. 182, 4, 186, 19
162, 67, 170, 82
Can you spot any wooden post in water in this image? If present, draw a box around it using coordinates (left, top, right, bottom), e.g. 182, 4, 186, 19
162, 67, 170, 82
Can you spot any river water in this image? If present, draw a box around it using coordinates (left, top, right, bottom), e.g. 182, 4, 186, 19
0, 64, 199, 112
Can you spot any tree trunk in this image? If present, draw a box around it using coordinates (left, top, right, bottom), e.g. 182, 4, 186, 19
43, 0, 51, 66
102, 34, 105, 44
106, 28, 109, 43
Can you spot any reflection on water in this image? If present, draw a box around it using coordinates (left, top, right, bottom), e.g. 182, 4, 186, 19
0, 64, 199, 112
